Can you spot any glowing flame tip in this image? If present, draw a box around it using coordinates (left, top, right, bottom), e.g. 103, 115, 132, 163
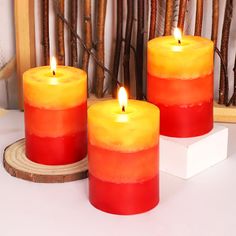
118, 87, 128, 112
174, 28, 182, 44
50, 56, 57, 74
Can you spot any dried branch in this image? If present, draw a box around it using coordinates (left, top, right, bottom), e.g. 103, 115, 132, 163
136, 0, 144, 99
227, 54, 236, 106
42, 0, 50, 65
149, 0, 157, 40
194, 0, 203, 36
112, 0, 123, 98
164, 0, 174, 35
157, 0, 165, 36
5, 80, 10, 108
211, 0, 219, 46
177, 0, 187, 31
82, 0, 92, 75
95, 0, 107, 98
56, 0, 65, 65
53, 0, 121, 96
54, 1, 111, 75
123, 0, 134, 93
215, 47, 228, 88
218, 0, 233, 105
0, 57, 16, 80
69, 0, 78, 67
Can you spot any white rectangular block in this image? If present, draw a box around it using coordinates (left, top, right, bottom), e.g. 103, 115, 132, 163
160, 125, 228, 179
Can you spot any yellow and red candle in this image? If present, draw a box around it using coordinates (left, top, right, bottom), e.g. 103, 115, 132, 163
88, 88, 160, 215
147, 29, 214, 137
23, 58, 87, 165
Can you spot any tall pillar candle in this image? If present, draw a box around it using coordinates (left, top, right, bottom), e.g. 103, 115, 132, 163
23, 61, 87, 165
147, 31, 214, 137
88, 88, 160, 215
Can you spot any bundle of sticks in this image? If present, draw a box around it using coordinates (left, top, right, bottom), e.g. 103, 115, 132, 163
41, 0, 235, 106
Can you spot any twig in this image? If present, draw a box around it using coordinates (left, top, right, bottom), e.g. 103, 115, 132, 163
215, 47, 228, 88
54, 0, 121, 96
123, 0, 134, 93
211, 0, 219, 46
149, 0, 157, 40
112, 0, 123, 98
218, 0, 233, 105
227, 53, 236, 106
82, 0, 92, 74
164, 0, 174, 35
56, 0, 65, 65
69, 0, 78, 67
4, 80, 10, 108
53, 1, 112, 79
0, 57, 16, 80
136, 0, 144, 99
42, 0, 50, 65
177, 0, 188, 31
194, 0, 203, 36
95, 0, 107, 98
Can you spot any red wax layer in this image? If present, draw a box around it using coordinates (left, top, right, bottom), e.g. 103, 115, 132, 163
147, 73, 213, 105
156, 101, 213, 137
24, 102, 87, 165
147, 73, 213, 137
89, 173, 159, 215
25, 130, 87, 165
89, 143, 158, 182
24, 102, 87, 137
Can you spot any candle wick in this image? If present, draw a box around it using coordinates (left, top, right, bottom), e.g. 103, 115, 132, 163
178, 39, 181, 45
53, 70, 56, 76
122, 105, 125, 112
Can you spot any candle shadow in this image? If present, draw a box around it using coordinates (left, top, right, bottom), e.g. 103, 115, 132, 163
160, 171, 186, 203
78, 177, 89, 199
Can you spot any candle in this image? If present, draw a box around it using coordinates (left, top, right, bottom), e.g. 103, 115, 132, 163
23, 57, 87, 165
88, 88, 160, 215
147, 29, 214, 137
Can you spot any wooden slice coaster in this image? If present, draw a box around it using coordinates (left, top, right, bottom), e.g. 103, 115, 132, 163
3, 139, 88, 183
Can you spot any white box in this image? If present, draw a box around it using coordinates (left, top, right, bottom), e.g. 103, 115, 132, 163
160, 125, 228, 179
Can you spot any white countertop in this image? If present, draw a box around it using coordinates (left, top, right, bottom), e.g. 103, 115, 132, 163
0, 110, 236, 236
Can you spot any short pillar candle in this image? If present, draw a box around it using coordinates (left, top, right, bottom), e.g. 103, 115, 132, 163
88, 88, 160, 215
147, 29, 214, 137
23, 58, 87, 165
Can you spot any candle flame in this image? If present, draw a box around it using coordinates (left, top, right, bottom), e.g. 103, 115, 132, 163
118, 87, 128, 112
50, 56, 57, 75
174, 28, 182, 45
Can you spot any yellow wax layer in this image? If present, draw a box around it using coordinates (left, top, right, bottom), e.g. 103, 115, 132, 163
88, 100, 160, 152
23, 66, 87, 109
148, 36, 214, 79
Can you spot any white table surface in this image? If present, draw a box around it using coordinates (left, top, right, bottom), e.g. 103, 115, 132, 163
0, 110, 236, 236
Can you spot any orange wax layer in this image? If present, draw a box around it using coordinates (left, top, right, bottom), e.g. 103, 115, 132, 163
89, 173, 159, 215
24, 102, 87, 137
25, 130, 87, 165
154, 101, 213, 137
88, 143, 158, 183
147, 73, 213, 105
